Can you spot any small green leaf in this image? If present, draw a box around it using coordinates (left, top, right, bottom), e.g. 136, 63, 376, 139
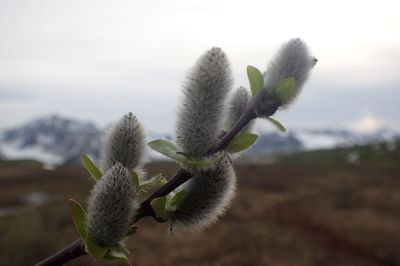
174, 189, 189, 207
266, 117, 286, 132
104, 249, 131, 265
104, 241, 131, 264
273, 77, 296, 105
225, 132, 258, 153
151, 197, 168, 220
130, 172, 140, 192
185, 157, 214, 168
69, 199, 88, 240
165, 192, 176, 212
165, 190, 189, 212
148, 139, 186, 162
115, 241, 130, 255
247, 65, 264, 96
82, 153, 102, 182
137, 174, 164, 195
69, 199, 109, 258
148, 139, 213, 169
160, 177, 168, 185
85, 237, 108, 258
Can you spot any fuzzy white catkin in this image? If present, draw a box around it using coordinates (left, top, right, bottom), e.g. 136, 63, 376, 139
172, 152, 236, 231
263, 38, 316, 106
226, 87, 254, 132
87, 163, 136, 246
100, 112, 146, 172
175, 47, 233, 157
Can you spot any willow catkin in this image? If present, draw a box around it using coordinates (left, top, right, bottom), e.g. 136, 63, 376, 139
175, 47, 233, 157
226, 86, 254, 132
100, 112, 146, 172
87, 163, 136, 246
172, 152, 236, 231
263, 38, 317, 107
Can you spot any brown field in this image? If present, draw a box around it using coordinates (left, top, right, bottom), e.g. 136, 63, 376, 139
0, 144, 399, 266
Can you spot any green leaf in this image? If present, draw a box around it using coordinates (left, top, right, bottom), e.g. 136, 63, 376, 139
85, 237, 108, 258
185, 157, 214, 168
247, 65, 264, 96
165, 192, 176, 212
266, 117, 286, 132
69, 199, 109, 258
148, 139, 186, 162
151, 197, 168, 220
104, 241, 131, 264
224, 132, 258, 153
82, 153, 102, 182
273, 77, 296, 105
69, 199, 88, 240
115, 241, 130, 255
160, 177, 168, 185
165, 189, 189, 212
148, 139, 213, 169
130, 171, 140, 192
137, 173, 164, 195
174, 189, 189, 208
104, 249, 131, 265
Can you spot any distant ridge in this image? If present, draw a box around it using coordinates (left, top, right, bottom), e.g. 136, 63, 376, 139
0, 115, 102, 165
0, 114, 398, 165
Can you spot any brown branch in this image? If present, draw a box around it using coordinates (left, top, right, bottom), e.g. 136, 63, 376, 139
34, 239, 86, 266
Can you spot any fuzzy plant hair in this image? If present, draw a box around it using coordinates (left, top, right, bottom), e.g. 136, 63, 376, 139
175, 47, 233, 157
171, 151, 236, 231
263, 38, 317, 106
251, 39, 316, 118
35, 39, 318, 266
100, 112, 146, 172
87, 163, 136, 246
226, 86, 254, 132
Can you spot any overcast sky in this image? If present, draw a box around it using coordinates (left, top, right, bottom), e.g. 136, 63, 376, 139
0, 0, 399, 134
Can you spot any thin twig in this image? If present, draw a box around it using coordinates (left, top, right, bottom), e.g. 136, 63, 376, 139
34, 239, 86, 266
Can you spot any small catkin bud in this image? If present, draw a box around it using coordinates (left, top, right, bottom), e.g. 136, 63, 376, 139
263, 38, 316, 106
100, 112, 146, 172
226, 87, 254, 132
175, 47, 233, 157
172, 152, 236, 231
87, 163, 136, 246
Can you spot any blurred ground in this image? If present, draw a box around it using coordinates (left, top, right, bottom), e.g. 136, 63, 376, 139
0, 142, 399, 266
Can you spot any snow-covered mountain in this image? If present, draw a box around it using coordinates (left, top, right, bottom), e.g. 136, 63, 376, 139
0, 115, 102, 165
248, 128, 399, 155
295, 128, 398, 150
0, 115, 398, 165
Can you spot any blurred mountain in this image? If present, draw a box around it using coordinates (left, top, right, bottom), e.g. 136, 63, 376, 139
0, 115, 102, 166
246, 132, 303, 155
0, 115, 398, 165
248, 128, 399, 155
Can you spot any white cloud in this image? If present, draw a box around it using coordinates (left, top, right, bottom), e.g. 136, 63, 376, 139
0, 0, 399, 132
